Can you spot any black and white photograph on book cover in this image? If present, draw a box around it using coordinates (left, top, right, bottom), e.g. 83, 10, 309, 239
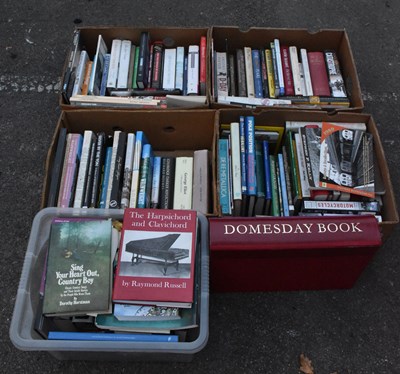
3, 1, 400, 373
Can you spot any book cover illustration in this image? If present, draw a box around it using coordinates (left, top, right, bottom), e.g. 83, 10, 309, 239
43, 218, 113, 316
112, 208, 197, 308
319, 122, 375, 198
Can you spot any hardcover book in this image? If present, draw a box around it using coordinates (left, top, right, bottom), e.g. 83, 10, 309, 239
173, 157, 194, 210
112, 208, 198, 308
307, 51, 331, 96
88, 35, 108, 95
159, 157, 176, 209
43, 217, 113, 316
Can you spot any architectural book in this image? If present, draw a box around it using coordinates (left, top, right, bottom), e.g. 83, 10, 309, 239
112, 208, 198, 308
42, 218, 113, 316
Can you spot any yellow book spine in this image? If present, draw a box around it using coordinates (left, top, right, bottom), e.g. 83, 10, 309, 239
265, 49, 276, 98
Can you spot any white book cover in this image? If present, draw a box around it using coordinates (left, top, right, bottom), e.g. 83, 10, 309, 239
73, 130, 95, 208
72, 50, 89, 97
162, 48, 177, 90
88, 35, 108, 95
285, 121, 367, 132
173, 157, 194, 209
105, 131, 120, 208
289, 46, 302, 96
117, 40, 132, 89
175, 46, 185, 90
216, 52, 228, 97
120, 133, 136, 209
298, 62, 306, 96
106, 39, 122, 89
294, 132, 310, 198
192, 149, 209, 215
127, 45, 136, 90
300, 48, 313, 96
244, 47, 255, 98
187, 45, 199, 95
230, 122, 242, 201
274, 38, 285, 95
129, 132, 148, 208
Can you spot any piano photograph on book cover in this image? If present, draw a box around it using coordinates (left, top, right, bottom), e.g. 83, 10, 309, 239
118, 231, 192, 277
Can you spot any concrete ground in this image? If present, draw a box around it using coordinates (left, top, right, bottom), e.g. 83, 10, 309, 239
1, 1, 400, 373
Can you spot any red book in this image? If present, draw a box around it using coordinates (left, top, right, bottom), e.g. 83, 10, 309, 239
199, 36, 207, 95
209, 215, 382, 292
280, 45, 295, 96
112, 208, 197, 308
307, 51, 331, 96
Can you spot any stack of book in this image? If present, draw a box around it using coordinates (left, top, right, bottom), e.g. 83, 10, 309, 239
37, 208, 202, 343
217, 116, 383, 219
47, 128, 210, 215
213, 39, 350, 108
62, 30, 207, 108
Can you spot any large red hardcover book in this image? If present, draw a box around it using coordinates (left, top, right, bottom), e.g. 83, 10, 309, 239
113, 208, 197, 307
307, 51, 331, 96
209, 215, 381, 292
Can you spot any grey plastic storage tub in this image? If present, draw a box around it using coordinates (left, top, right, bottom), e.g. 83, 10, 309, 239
10, 207, 209, 361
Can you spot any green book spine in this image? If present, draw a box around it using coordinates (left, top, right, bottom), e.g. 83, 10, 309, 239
269, 155, 280, 216
132, 46, 140, 89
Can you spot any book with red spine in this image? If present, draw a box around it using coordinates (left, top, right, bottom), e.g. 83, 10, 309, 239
307, 51, 331, 96
112, 208, 197, 308
199, 36, 207, 95
209, 215, 382, 292
280, 45, 294, 96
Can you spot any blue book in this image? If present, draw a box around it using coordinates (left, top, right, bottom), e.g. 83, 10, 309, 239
99, 146, 112, 208
251, 49, 263, 98
277, 153, 290, 216
47, 331, 178, 342
218, 138, 231, 215
137, 144, 153, 209
239, 116, 247, 196
262, 140, 272, 203
151, 156, 162, 208
99, 53, 111, 96
245, 116, 256, 216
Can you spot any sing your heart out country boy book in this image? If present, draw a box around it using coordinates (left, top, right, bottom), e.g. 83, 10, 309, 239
42, 217, 113, 316
112, 208, 197, 308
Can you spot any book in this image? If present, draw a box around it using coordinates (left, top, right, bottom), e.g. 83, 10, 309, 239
47, 331, 178, 342
137, 144, 154, 209
277, 153, 290, 216
187, 45, 199, 95
113, 304, 180, 321
289, 46, 302, 96
88, 35, 108, 95
106, 39, 122, 90
81, 133, 98, 208
245, 116, 256, 216
280, 45, 295, 96
129, 131, 148, 208
173, 157, 194, 210
112, 208, 198, 308
299, 126, 321, 189
319, 122, 375, 198
57, 133, 83, 208
218, 138, 232, 215
324, 50, 347, 98
217, 95, 291, 107
269, 154, 280, 216
300, 48, 313, 96
254, 140, 266, 216
99, 53, 111, 96
147, 43, 154, 88
150, 156, 162, 209
236, 48, 247, 97
294, 132, 311, 199
265, 49, 276, 98
69, 95, 165, 108
251, 49, 263, 98
307, 51, 331, 96
151, 41, 164, 89
215, 51, 229, 97
229, 122, 242, 216
43, 217, 113, 316
244, 47, 255, 98
137, 32, 151, 89
89, 132, 106, 208
259, 48, 269, 98
47, 127, 67, 207
175, 46, 185, 91
116, 40, 132, 90
199, 36, 207, 95
192, 149, 210, 215
80, 61, 93, 96
162, 48, 177, 90
99, 146, 112, 209
262, 140, 272, 215
274, 39, 285, 96
270, 42, 281, 97
71, 50, 89, 97
120, 133, 136, 209
132, 46, 140, 89
159, 157, 176, 209
301, 200, 380, 214
209, 215, 382, 250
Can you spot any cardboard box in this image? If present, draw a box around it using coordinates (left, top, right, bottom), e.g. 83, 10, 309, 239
210, 27, 363, 112
41, 109, 218, 214
60, 27, 210, 110
10, 208, 210, 361
209, 109, 398, 292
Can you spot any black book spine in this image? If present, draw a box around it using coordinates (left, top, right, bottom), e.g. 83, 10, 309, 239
90, 132, 106, 208
236, 49, 247, 97
159, 157, 176, 209
109, 132, 127, 209
136, 32, 150, 89
228, 54, 237, 97
151, 42, 164, 89
259, 48, 269, 98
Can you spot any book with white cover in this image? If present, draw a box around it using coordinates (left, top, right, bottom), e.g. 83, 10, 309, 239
116, 40, 132, 89
175, 46, 185, 90
88, 35, 108, 96
173, 157, 194, 209
162, 48, 177, 90
72, 50, 89, 97
289, 46, 302, 96
120, 133, 136, 209
107, 39, 122, 90
274, 39, 285, 95
300, 48, 313, 96
244, 47, 255, 98
187, 45, 199, 95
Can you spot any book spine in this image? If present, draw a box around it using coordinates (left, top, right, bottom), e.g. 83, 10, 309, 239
99, 54, 111, 96
236, 48, 247, 97
280, 46, 295, 96
294, 132, 311, 198
88, 35, 108, 95
129, 131, 148, 208
274, 39, 285, 95
127, 45, 136, 90
278, 153, 290, 216
324, 50, 347, 97
150, 156, 162, 209
137, 144, 153, 209
99, 146, 112, 209
81, 133, 98, 208
289, 46, 302, 96
230, 122, 242, 207
262, 140, 272, 214
265, 49, 276, 98
285, 131, 302, 205
159, 157, 176, 209
162, 48, 177, 90
259, 48, 269, 98
299, 128, 316, 188
120, 133, 136, 209
47, 127, 67, 207
175, 46, 185, 90
192, 149, 209, 215
251, 49, 263, 98
244, 47, 255, 98
275, 155, 284, 216
307, 51, 331, 96
282, 145, 295, 214
239, 116, 247, 196
173, 157, 194, 209
300, 49, 313, 96
147, 43, 154, 88
216, 51, 229, 97
182, 55, 188, 96
116, 40, 132, 89
89, 132, 106, 208
218, 139, 231, 215
151, 42, 164, 89
270, 42, 280, 97
199, 36, 207, 95
136, 32, 150, 89
110, 131, 127, 209
132, 46, 140, 89
298, 62, 306, 96
209, 215, 382, 250
228, 54, 237, 96
107, 39, 122, 90
187, 45, 199, 95
254, 140, 266, 216
269, 154, 280, 216
245, 116, 256, 198
81, 61, 93, 96
72, 50, 89, 97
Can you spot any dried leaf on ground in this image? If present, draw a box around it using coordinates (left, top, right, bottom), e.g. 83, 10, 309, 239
299, 353, 314, 374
